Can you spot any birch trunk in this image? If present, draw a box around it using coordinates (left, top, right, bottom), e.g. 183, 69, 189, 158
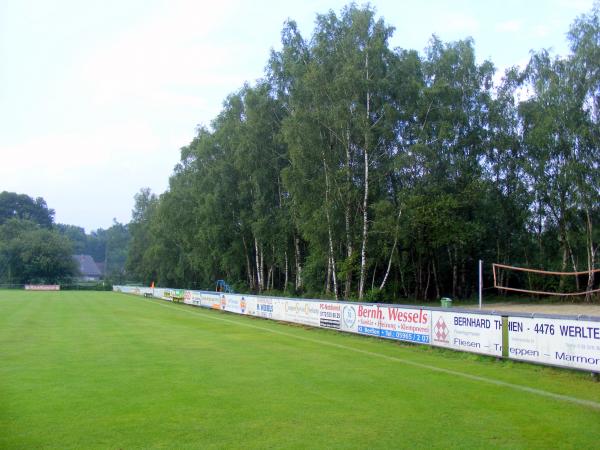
344, 127, 353, 298
380, 207, 402, 291
358, 51, 370, 301
284, 250, 289, 293
585, 208, 596, 302
255, 237, 263, 292
322, 152, 338, 300
242, 235, 255, 290
294, 235, 302, 291
326, 256, 332, 294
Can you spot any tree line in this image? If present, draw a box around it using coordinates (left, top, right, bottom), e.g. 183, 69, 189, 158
125, 4, 598, 302
0, 191, 130, 284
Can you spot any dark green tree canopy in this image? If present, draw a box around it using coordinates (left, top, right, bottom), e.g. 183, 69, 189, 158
0, 191, 54, 228
124, 3, 600, 301
0, 218, 77, 284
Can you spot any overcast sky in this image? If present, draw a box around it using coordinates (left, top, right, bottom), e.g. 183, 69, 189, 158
0, 0, 595, 232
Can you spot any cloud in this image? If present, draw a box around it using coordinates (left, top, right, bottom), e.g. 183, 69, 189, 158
533, 24, 552, 39
1, 121, 162, 173
0, 0, 269, 229
72, 0, 258, 117
554, 0, 595, 11
437, 12, 480, 34
495, 20, 523, 33
0, 119, 178, 229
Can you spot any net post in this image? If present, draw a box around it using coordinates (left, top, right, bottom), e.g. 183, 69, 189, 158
479, 259, 483, 310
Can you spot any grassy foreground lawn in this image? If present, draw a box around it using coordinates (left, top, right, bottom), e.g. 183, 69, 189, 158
1, 291, 600, 449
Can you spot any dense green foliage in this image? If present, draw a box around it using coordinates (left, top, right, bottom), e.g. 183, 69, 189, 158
127, 4, 599, 301
0, 193, 76, 284
0, 219, 77, 284
0, 191, 130, 284
57, 222, 130, 281
1, 290, 599, 448
0, 191, 55, 228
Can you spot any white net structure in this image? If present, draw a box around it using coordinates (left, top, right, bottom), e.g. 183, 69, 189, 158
493, 263, 600, 297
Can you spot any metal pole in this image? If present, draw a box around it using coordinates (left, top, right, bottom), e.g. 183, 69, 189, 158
479, 259, 483, 310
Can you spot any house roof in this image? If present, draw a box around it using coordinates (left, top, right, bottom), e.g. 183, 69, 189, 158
95, 262, 106, 275
73, 254, 102, 277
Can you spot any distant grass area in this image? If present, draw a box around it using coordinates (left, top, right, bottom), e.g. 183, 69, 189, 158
1, 290, 600, 449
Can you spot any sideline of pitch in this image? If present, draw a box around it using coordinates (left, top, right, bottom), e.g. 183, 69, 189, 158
133, 294, 600, 411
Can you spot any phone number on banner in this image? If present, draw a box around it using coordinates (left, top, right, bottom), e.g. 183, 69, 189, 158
358, 326, 429, 343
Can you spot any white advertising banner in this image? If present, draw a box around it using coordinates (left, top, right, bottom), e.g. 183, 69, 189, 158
340, 303, 359, 334
319, 302, 342, 330
253, 296, 274, 319
430, 311, 502, 356
200, 293, 221, 310
282, 300, 320, 327
508, 317, 600, 372
115, 285, 136, 294
220, 294, 246, 314
285, 300, 319, 327
271, 299, 287, 321
379, 306, 431, 344
188, 290, 203, 307
25, 284, 60, 291
244, 296, 258, 316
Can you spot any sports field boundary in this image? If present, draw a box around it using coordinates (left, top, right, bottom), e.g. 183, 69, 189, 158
135, 294, 600, 411
115, 285, 600, 375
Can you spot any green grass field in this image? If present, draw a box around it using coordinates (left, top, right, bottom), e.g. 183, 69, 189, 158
1, 291, 600, 449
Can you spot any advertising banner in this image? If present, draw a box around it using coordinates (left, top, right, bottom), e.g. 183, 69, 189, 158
172, 289, 185, 302
379, 306, 430, 344
200, 293, 221, 309
220, 294, 246, 314
253, 296, 274, 319
243, 296, 257, 316
340, 303, 359, 334
226, 294, 247, 314
507, 317, 600, 372
319, 302, 341, 330
271, 298, 287, 321
282, 300, 320, 327
348, 304, 431, 344
25, 284, 60, 291
160, 289, 174, 301
153, 288, 166, 299
356, 304, 383, 337
139, 287, 153, 296
430, 311, 502, 356
187, 290, 203, 306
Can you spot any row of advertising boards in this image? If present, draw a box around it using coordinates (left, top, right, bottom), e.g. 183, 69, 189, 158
25, 284, 60, 291
114, 286, 600, 373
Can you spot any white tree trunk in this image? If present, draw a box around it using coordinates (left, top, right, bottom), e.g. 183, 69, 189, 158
380, 208, 402, 290
322, 153, 338, 300
586, 208, 596, 302
358, 146, 369, 300
294, 236, 302, 290
284, 250, 289, 293
344, 127, 353, 298
255, 237, 263, 292
358, 52, 371, 300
